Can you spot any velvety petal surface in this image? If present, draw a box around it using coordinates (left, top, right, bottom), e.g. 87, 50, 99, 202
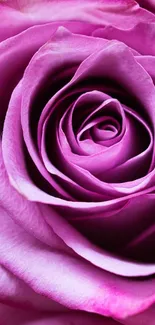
1, 1, 155, 324
0, 21, 101, 130
1, 0, 155, 42
3, 27, 155, 276
0, 265, 67, 312
2, 196, 155, 320
0, 304, 120, 325
2, 140, 155, 320
93, 22, 155, 55
3, 28, 155, 201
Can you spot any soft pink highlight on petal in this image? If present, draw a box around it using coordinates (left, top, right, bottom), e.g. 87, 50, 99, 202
0, 0, 155, 41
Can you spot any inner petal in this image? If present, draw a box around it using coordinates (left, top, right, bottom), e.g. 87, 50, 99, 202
101, 106, 152, 184
92, 121, 118, 141
61, 90, 110, 155
75, 97, 125, 156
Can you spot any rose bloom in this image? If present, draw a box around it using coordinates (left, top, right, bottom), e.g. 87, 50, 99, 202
1, 0, 155, 324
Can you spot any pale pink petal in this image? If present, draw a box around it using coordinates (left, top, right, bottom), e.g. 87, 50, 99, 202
0, 265, 66, 312
0, 0, 155, 41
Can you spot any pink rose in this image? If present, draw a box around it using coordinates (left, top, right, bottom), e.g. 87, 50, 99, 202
1, 1, 155, 324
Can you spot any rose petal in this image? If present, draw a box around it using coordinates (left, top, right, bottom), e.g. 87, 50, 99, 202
136, 55, 155, 84
2, 201, 155, 319
66, 194, 155, 263
0, 139, 72, 252
0, 303, 119, 325
0, 0, 105, 41
0, 22, 94, 128
1, 0, 155, 41
42, 198, 155, 277
1, 143, 155, 316
93, 22, 155, 55
0, 265, 66, 312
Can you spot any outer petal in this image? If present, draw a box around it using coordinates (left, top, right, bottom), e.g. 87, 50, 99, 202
0, 265, 67, 312
0, 0, 155, 41
0, 304, 119, 325
136, 55, 155, 84
0, 142, 72, 251
1, 172, 155, 320
93, 22, 155, 55
0, 21, 97, 128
